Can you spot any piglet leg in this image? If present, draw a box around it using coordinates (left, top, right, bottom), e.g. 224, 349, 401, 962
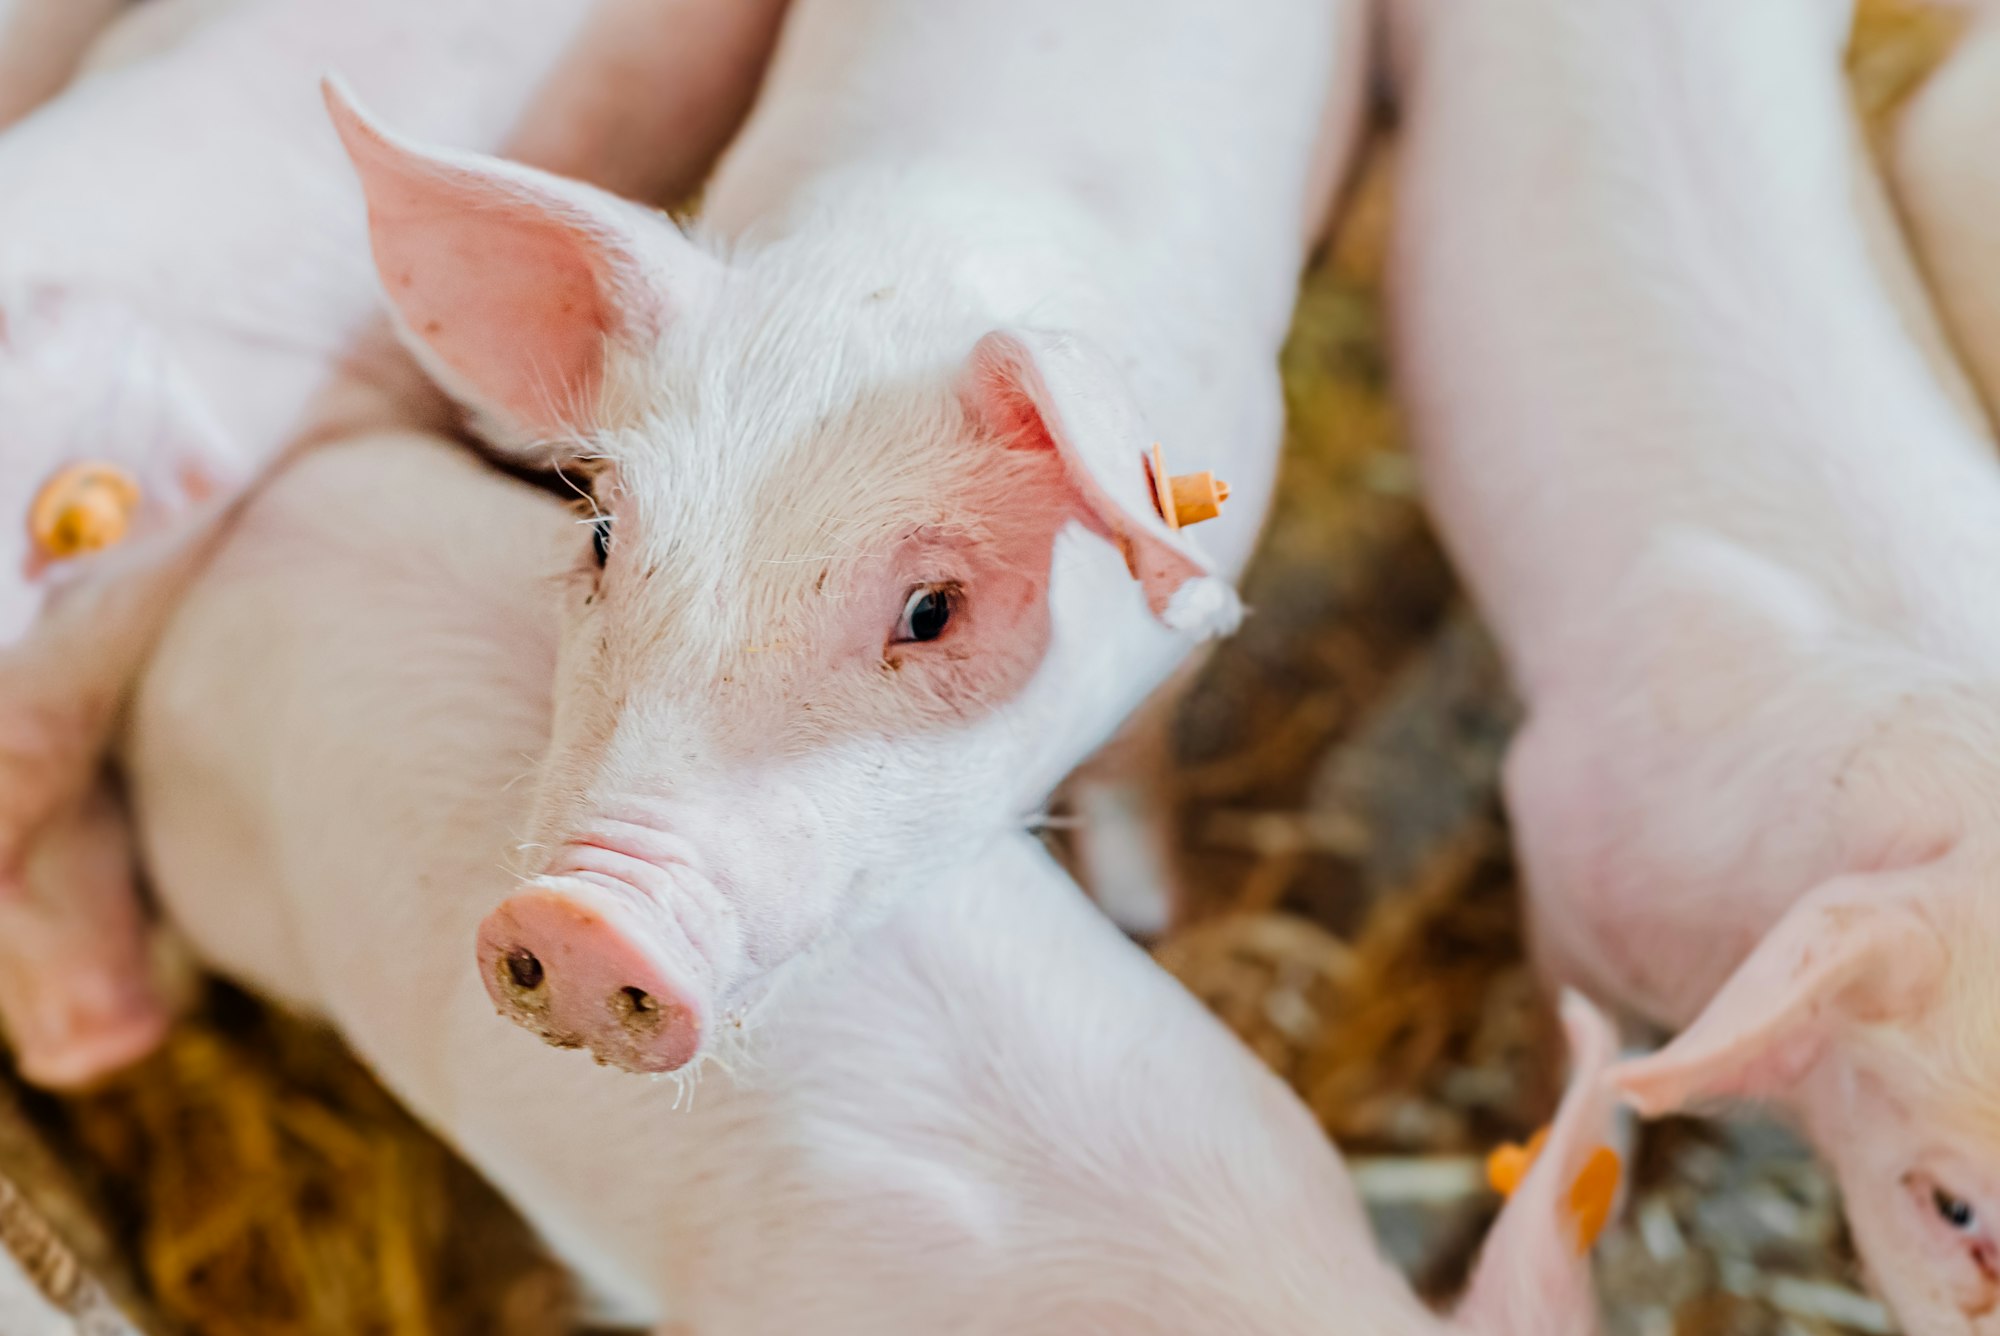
1893, 7, 2000, 431
1064, 667, 1200, 937
0, 527, 220, 1087
0, 781, 167, 1089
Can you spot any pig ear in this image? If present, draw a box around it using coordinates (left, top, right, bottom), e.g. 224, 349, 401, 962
322, 78, 702, 456
1454, 993, 1622, 1336
1612, 871, 1948, 1117
960, 329, 1242, 638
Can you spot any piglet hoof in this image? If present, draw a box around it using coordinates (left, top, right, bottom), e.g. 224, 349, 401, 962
6, 965, 171, 1091
476, 890, 705, 1073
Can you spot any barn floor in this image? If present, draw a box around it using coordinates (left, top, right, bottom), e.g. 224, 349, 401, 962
0, 3, 1971, 1332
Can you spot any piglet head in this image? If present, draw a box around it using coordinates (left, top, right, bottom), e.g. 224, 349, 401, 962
0, 286, 235, 647
1447, 993, 1620, 1336
324, 83, 1239, 1073
1609, 859, 2000, 1333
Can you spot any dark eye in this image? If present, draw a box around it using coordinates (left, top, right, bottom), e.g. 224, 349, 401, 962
896, 585, 955, 643
1937, 1187, 1978, 1232
589, 514, 612, 568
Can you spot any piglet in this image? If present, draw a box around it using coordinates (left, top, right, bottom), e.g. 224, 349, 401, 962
322, 0, 1368, 1074
125, 430, 1619, 1335
0, 0, 783, 1088
1389, 0, 2000, 1329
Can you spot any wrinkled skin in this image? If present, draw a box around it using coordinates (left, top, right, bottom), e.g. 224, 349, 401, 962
0, 0, 784, 1087
1389, 0, 2000, 1330
325, 0, 1370, 1072
126, 433, 1619, 1335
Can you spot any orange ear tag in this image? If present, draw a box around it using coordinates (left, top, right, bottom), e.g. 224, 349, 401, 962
1485, 1126, 1550, 1198
1486, 1125, 1621, 1256
1147, 443, 1230, 531
30, 463, 143, 562
1567, 1146, 1622, 1255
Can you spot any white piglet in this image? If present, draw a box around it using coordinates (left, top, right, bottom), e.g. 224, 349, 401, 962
322, 0, 1368, 1076
0, 0, 782, 1088
127, 431, 1620, 1335
1392, 0, 2000, 1329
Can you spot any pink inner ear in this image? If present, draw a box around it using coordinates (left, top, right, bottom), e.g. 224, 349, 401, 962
961, 331, 1229, 629
380, 199, 610, 436
967, 355, 1122, 542
326, 83, 634, 441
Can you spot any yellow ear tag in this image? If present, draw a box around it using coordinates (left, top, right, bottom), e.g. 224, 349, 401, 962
30, 463, 142, 562
1147, 443, 1230, 531
1487, 1126, 1621, 1256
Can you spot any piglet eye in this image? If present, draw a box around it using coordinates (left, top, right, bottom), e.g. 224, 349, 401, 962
1936, 1187, 1978, 1232
589, 514, 612, 568
897, 584, 955, 643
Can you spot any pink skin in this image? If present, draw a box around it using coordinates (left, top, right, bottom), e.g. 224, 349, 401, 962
478, 886, 708, 1074
126, 432, 1618, 1334
1894, 1, 2000, 431
323, 0, 1366, 1072
0, 0, 784, 1089
0, 784, 163, 1088
1390, 0, 2000, 1329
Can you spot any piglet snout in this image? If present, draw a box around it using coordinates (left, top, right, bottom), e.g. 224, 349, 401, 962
476, 883, 707, 1073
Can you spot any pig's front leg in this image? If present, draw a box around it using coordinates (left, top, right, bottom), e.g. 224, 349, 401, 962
1893, 7, 2000, 431
0, 534, 221, 1087
1852, 55, 1989, 436
0, 783, 167, 1088
1063, 672, 1192, 937
501, 0, 788, 206
0, 0, 129, 128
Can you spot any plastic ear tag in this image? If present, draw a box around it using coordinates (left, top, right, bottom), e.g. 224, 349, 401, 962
30, 463, 142, 562
1487, 1125, 1621, 1255
1567, 1146, 1622, 1254
1486, 1126, 1550, 1197
1147, 443, 1229, 530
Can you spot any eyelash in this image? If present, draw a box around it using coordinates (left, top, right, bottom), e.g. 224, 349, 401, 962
1937, 1187, 1978, 1233
895, 583, 959, 645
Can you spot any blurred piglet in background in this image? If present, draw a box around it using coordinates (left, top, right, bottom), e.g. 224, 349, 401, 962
0, 0, 783, 1088
325, 0, 1369, 1076
124, 430, 1623, 1335
1390, 0, 2000, 1328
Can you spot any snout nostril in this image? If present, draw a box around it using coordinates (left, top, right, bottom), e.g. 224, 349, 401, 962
614, 985, 665, 1034
477, 889, 704, 1070
505, 948, 545, 992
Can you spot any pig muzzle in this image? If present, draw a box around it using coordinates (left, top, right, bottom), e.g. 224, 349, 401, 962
475, 874, 715, 1073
